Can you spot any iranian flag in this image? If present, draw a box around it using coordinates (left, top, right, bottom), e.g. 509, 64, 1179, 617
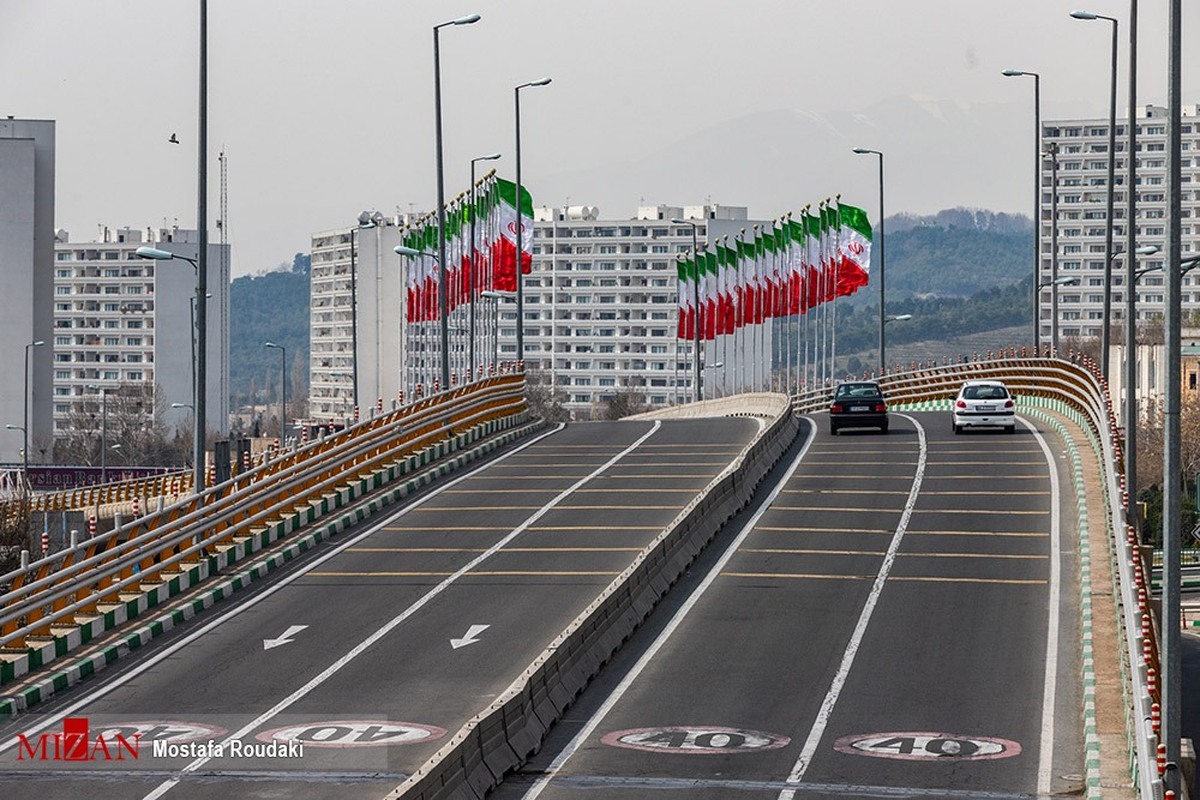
676, 256, 695, 339
702, 250, 720, 339
717, 242, 738, 333
804, 212, 822, 310
836, 202, 872, 296
492, 178, 534, 292
736, 237, 757, 325
787, 218, 807, 314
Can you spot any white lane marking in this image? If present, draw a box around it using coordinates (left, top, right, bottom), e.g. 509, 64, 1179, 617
1020, 416, 1061, 796
778, 414, 927, 798
261, 624, 308, 651
0, 422, 568, 754
137, 420, 664, 799
449, 624, 490, 649
520, 418, 818, 800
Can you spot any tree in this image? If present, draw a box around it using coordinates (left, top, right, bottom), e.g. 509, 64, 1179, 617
524, 369, 569, 422
601, 389, 649, 420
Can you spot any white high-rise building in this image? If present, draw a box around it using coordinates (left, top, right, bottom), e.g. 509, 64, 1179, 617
50, 226, 231, 451
512, 204, 765, 419
310, 214, 409, 423
0, 119, 55, 465
309, 203, 769, 423
1040, 103, 1200, 342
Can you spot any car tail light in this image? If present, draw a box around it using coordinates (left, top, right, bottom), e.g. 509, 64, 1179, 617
830, 404, 843, 413
955, 400, 967, 409
1004, 399, 1014, 409
874, 403, 887, 412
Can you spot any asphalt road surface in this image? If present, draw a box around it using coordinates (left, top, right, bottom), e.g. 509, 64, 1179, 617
0, 417, 761, 800
494, 411, 1083, 800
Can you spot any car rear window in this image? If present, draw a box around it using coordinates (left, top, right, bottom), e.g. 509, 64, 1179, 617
963, 385, 1009, 400
836, 384, 881, 399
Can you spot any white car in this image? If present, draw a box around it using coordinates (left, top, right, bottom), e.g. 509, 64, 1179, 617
952, 380, 1016, 434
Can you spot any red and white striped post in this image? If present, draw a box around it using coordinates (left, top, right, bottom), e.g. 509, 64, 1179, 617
397, 389, 404, 407
132, 496, 140, 517
41, 531, 49, 555
88, 516, 97, 537
377, 397, 383, 414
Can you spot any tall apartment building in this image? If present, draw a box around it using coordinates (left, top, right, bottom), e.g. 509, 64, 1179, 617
309, 204, 765, 423
1040, 104, 1200, 342
0, 118, 55, 465
511, 204, 764, 419
310, 214, 409, 423
50, 226, 231, 452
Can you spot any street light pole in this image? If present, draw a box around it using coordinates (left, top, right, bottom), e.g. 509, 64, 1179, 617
852, 148, 886, 373
433, 14, 481, 392
1071, 10, 1119, 377
1045, 142, 1061, 351
22, 340, 43, 468
672, 219, 704, 403
265, 343, 286, 444
134, 246, 201, 487
514, 77, 552, 370
469, 153, 501, 379
1163, 0, 1183, 785
1003, 69, 1041, 350
196, 0, 208, 494
1124, 0, 1141, 528
100, 389, 108, 484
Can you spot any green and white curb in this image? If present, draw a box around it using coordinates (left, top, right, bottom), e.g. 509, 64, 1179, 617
1021, 402, 1103, 800
0, 416, 544, 719
895, 397, 1104, 798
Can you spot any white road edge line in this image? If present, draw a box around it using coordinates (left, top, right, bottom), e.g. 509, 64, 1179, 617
135, 420, 664, 800
519, 417, 817, 800
777, 413, 927, 799
0, 422, 567, 753
1021, 416, 1062, 796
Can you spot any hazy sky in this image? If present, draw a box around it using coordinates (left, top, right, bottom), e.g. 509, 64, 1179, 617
1, 1, 1195, 276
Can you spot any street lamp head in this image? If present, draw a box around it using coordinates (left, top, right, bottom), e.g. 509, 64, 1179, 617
1070, 9, 1099, 20
170, 402, 193, 409
851, 147, 875, 155
1136, 245, 1161, 256
1055, 276, 1080, 286
453, 13, 481, 25
481, 289, 515, 300
135, 246, 174, 261
30, 340, 44, 347
474, 152, 502, 164
529, 76, 552, 87
888, 314, 914, 322
264, 341, 281, 350
4, 424, 22, 432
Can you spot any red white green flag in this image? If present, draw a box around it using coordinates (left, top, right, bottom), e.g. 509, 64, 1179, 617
835, 201, 872, 296
492, 178, 533, 292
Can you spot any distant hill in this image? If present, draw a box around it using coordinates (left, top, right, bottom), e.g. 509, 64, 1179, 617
841, 208, 1032, 313
229, 253, 310, 406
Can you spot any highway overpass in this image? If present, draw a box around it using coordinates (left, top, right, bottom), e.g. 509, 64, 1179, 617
0, 355, 1163, 799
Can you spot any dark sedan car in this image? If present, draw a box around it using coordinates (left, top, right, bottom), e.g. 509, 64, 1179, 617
829, 381, 889, 434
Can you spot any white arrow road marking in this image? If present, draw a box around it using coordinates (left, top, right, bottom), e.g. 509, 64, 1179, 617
262, 625, 308, 650
450, 624, 490, 649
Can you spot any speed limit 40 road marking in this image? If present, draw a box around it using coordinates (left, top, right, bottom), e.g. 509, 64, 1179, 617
833, 732, 1022, 761
601, 726, 790, 755
256, 720, 446, 748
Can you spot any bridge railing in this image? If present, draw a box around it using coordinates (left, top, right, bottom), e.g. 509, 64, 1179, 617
0, 374, 528, 654
794, 350, 1159, 799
